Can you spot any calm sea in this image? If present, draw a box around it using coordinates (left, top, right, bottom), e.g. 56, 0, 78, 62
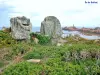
62, 31, 100, 40
32, 27, 40, 32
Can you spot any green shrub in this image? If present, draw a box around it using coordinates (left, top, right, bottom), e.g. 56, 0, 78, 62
3, 61, 43, 75
0, 30, 15, 47
1, 37, 100, 75
23, 51, 43, 59
0, 61, 4, 68
3, 42, 31, 60
12, 43, 28, 55
30, 32, 51, 44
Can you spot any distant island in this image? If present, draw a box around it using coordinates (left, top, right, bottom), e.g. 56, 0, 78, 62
62, 25, 100, 34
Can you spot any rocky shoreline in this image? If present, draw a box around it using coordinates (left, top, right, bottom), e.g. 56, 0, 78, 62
63, 26, 100, 35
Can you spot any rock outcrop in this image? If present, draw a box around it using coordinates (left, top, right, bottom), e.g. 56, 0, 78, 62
40, 16, 62, 44
32, 37, 39, 44
27, 59, 41, 63
10, 16, 32, 40
2, 27, 11, 33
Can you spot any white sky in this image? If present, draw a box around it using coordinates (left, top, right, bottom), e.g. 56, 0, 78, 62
0, 0, 100, 27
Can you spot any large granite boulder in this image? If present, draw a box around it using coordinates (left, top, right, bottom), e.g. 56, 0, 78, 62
10, 16, 32, 40
40, 16, 62, 44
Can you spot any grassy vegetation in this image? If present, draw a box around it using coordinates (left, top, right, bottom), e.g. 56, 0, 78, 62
0, 30, 16, 48
0, 61, 4, 68
3, 61, 43, 75
0, 30, 100, 75
2, 44, 100, 75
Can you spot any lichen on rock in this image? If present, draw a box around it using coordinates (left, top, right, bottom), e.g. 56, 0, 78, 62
10, 16, 32, 40
40, 16, 62, 45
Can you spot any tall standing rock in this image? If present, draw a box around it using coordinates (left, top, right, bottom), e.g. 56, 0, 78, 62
40, 16, 62, 44
10, 16, 32, 40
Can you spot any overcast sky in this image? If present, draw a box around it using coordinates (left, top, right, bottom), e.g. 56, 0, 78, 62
0, 0, 100, 28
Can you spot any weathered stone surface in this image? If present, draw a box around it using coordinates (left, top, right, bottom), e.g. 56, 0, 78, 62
56, 43, 63, 46
27, 59, 41, 63
80, 51, 91, 59
10, 16, 32, 40
32, 37, 39, 44
40, 16, 62, 44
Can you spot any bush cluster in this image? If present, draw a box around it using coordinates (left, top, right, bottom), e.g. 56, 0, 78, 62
0, 30, 15, 48
3, 44, 100, 75
20, 44, 100, 75
3, 42, 31, 60
0, 61, 4, 68
3, 62, 43, 75
30, 32, 51, 44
